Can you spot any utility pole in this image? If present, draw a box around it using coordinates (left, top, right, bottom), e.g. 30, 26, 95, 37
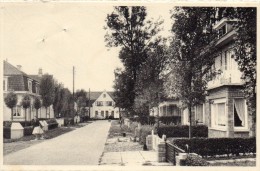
88, 88, 91, 118
73, 66, 75, 98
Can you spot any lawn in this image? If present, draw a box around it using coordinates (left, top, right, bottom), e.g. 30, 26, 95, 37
104, 120, 143, 152
209, 160, 256, 166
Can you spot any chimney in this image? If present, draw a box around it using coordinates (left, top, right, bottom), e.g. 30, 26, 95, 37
17, 65, 22, 71
38, 68, 43, 77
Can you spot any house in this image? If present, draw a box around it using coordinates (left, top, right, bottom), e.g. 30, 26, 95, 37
202, 17, 253, 138
3, 60, 54, 121
86, 90, 120, 119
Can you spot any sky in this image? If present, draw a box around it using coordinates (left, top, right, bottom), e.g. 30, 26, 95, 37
1, 2, 173, 92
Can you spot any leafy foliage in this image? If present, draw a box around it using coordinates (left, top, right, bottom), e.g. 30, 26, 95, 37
21, 94, 31, 109
39, 74, 55, 110
34, 96, 41, 110
4, 91, 17, 109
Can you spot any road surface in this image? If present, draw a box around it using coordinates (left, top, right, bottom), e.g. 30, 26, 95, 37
4, 120, 111, 165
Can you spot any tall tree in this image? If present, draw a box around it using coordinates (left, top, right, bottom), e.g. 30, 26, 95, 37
34, 96, 41, 119
21, 94, 31, 125
4, 91, 17, 121
105, 6, 164, 113
166, 7, 217, 138
53, 82, 64, 116
39, 74, 55, 118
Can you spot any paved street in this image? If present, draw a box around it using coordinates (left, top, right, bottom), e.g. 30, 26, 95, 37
4, 120, 111, 165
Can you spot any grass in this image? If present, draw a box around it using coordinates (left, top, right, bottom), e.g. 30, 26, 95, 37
209, 160, 256, 166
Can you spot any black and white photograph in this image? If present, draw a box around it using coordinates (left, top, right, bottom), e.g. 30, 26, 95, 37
1, 0, 258, 170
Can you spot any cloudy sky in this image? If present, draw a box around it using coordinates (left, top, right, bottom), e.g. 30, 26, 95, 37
1, 2, 173, 92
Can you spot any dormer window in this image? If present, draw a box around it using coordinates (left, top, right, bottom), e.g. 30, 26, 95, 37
218, 24, 227, 37
3, 77, 8, 91
103, 94, 106, 98
28, 79, 32, 93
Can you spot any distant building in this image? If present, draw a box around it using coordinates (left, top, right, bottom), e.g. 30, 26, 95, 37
3, 61, 54, 121
86, 90, 120, 119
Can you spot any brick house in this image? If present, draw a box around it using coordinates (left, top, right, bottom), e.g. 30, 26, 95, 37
3, 60, 54, 121
87, 90, 120, 119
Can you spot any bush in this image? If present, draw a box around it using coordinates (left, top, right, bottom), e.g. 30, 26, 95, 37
16, 121, 33, 127
3, 127, 11, 139
46, 119, 58, 130
157, 125, 208, 138
185, 154, 209, 166
24, 126, 34, 136
3, 121, 12, 127
159, 116, 181, 125
172, 137, 256, 157
64, 118, 74, 126
129, 122, 139, 133
129, 116, 156, 125
138, 125, 155, 145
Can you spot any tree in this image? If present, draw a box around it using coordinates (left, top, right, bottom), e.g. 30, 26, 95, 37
21, 94, 31, 125
53, 82, 64, 116
75, 89, 87, 115
166, 7, 218, 138
34, 96, 41, 119
105, 6, 164, 114
39, 74, 55, 118
134, 41, 169, 116
218, 7, 256, 137
4, 91, 17, 121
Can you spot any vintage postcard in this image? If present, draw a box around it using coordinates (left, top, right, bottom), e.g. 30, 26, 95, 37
0, 0, 259, 170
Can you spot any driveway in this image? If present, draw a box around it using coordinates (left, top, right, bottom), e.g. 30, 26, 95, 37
4, 120, 111, 165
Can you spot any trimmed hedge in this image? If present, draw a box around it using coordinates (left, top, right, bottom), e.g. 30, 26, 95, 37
46, 119, 58, 130
129, 116, 156, 125
3, 127, 11, 139
185, 154, 209, 166
64, 118, 75, 126
158, 125, 208, 138
24, 126, 34, 136
172, 137, 256, 157
159, 116, 181, 125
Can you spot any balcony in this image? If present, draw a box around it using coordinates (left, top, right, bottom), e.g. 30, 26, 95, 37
215, 29, 237, 48
207, 69, 244, 90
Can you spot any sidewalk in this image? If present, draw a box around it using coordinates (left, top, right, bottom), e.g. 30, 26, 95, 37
100, 151, 172, 166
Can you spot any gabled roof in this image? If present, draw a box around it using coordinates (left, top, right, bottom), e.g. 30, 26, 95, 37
28, 75, 41, 82
86, 91, 115, 101
4, 60, 28, 76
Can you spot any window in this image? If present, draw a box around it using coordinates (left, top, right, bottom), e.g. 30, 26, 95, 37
111, 111, 114, 117
105, 111, 109, 118
218, 24, 227, 37
35, 85, 39, 94
106, 101, 112, 106
3, 77, 8, 91
28, 79, 32, 93
13, 106, 22, 117
96, 101, 103, 106
211, 100, 226, 127
234, 99, 247, 128
95, 111, 98, 116
101, 111, 104, 117
195, 104, 204, 124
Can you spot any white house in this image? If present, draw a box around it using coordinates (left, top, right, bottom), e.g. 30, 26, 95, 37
87, 90, 120, 119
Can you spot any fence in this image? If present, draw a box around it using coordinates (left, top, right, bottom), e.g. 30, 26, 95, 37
165, 140, 185, 165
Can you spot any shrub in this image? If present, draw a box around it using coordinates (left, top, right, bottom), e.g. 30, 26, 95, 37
159, 116, 181, 125
129, 116, 156, 125
129, 122, 139, 133
158, 125, 208, 138
64, 118, 74, 126
172, 137, 256, 158
138, 125, 155, 145
17, 121, 33, 127
46, 119, 58, 130
3, 127, 11, 139
24, 126, 34, 136
185, 154, 209, 166
3, 121, 12, 127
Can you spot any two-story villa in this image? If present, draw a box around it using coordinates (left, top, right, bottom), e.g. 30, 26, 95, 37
3, 60, 54, 121
87, 90, 120, 119
200, 18, 252, 138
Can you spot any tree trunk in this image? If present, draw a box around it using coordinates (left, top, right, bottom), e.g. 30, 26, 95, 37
36, 109, 38, 119
24, 109, 27, 126
46, 107, 48, 118
188, 105, 192, 139
11, 107, 13, 121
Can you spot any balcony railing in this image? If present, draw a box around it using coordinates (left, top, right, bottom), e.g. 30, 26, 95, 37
207, 69, 244, 89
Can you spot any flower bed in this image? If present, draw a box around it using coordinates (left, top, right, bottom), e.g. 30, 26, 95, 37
172, 137, 256, 158
158, 125, 208, 138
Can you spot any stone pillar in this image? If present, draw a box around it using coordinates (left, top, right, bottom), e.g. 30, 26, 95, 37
157, 141, 166, 162
11, 122, 24, 139
226, 98, 234, 137
176, 153, 188, 166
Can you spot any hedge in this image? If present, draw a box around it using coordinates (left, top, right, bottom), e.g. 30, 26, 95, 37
185, 154, 209, 166
64, 118, 75, 126
46, 119, 58, 130
172, 137, 256, 157
158, 125, 208, 138
159, 116, 181, 125
24, 126, 34, 136
3, 127, 11, 139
